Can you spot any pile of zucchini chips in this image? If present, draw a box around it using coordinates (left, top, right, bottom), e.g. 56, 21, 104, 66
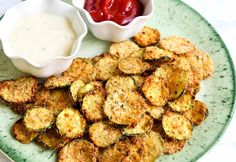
0, 26, 213, 162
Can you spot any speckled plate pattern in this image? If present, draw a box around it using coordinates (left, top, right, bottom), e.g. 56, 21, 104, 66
0, 0, 235, 162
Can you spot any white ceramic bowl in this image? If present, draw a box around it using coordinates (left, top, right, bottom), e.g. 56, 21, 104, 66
72, 0, 154, 42
0, 0, 87, 78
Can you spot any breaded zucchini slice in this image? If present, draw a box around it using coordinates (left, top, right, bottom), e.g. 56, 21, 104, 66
105, 76, 136, 95
142, 76, 169, 107
131, 75, 144, 88
23, 107, 54, 131
122, 114, 153, 136
69, 79, 85, 102
143, 46, 174, 61
35, 89, 73, 115
118, 57, 151, 74
11, 119, 38, 144
184, 100, 208, 126
37, 128, 70, 149
81, 91, 105, 122
153, 125, 186, 154
159, 36, 195, 54
168, 94, 194, 112
78, 81, 105, 99
62, 58, 95, 83
183, 49, 214, 80
133, 26, 161, 46
130, 130, 164, 161
129, 48, 144, 58
89, 121, 122, 147
104, 90, 146, 125
58, 140, 99, 162
44, 76, 73, 89
0, 77, 38, 103
11, 103, 34, 115
56, 108, 86, 138
109, 40, 140, 59
93, 53, 120, 81
145, 104, 165, 120
162, 111, 192, 140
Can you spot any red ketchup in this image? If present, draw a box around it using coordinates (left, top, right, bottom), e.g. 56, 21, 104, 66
84, 0, 144, 26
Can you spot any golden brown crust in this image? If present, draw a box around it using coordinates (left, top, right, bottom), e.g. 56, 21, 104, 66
56, 108, 86, 138
35, 89, 73, 115
37, 128, 70, 149
44, 76, 73, 89
109, 40, 140, 59
118, 57, 151, 74
62, 58, 95, 83
105, 76, 136, 95
143, 46, 174, 61
81, 91, 105, 122
104, 90, 146, 125
89, 121, 122, 147
130, 75, 144, 88
184, 100, 208, 126
142, 76, 169, 107
159, 36, 195, 54
133, 26, 161, 47
11, 119, 38, 144
93, 53, 120, 81
168, 94, 194, 112
69, 79, 85, 103
122, 114, 153, 136
145, 104, 165, 120
11, 103, 34, 115
23, 107, 54, 131
0, 77, 38, 103
162, 111, 192, 140
58, 140, 99, 162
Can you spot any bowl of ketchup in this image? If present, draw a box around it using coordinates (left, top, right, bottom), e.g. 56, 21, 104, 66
72, 0, 154, 42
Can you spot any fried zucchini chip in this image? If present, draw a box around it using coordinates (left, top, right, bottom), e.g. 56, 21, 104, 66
143, 46, 174, 61
37, 128, 70, 149
131, 75, 144, 88
162, 111, 192, 140
78, 81, 105, 99
109, 40, 139, 59
62, 58, 95, 83
153, 125, 186, 154
142, 76, 169, 107
184, 49, 214, 80
133, 26, 161, 47
58, 140, 99, 162
35, 89, 73, 115
11, 103, 34, 115
105, 76, 136, 95
69, 79, 85, 102
184, 100, 208, 126
89, 121, 122, 147
122, 114, 153, 136
44, 76, 73, 89
104, 90, 146, 125
159, 36, 195, 54
145, 104, 165, 120
100, 131, 163, 162
24, 107, 54, 131
129, 48, 144, 58
12, 119, 38, 144
81, 91, 105, 122
56, 108, 86, 138
93, 53, 120, 81
168, 94, 194, 112
118, 57, 151, 74
0, 77, 38, 103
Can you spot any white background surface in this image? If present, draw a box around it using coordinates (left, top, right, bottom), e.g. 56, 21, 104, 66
0, 0, 236, 162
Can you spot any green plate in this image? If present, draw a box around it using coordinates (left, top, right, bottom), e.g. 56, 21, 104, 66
0, 0, 235, 162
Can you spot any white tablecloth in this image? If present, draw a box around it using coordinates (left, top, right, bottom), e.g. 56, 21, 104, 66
0, 0, 235, 162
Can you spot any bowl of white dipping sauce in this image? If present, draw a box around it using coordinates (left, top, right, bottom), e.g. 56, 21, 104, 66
0, 0, 87, 78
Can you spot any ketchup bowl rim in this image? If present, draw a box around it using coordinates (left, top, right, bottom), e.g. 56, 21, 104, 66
72, 0, 154, 29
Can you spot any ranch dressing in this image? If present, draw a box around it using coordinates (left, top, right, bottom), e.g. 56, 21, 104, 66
8, 12, 77, 64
